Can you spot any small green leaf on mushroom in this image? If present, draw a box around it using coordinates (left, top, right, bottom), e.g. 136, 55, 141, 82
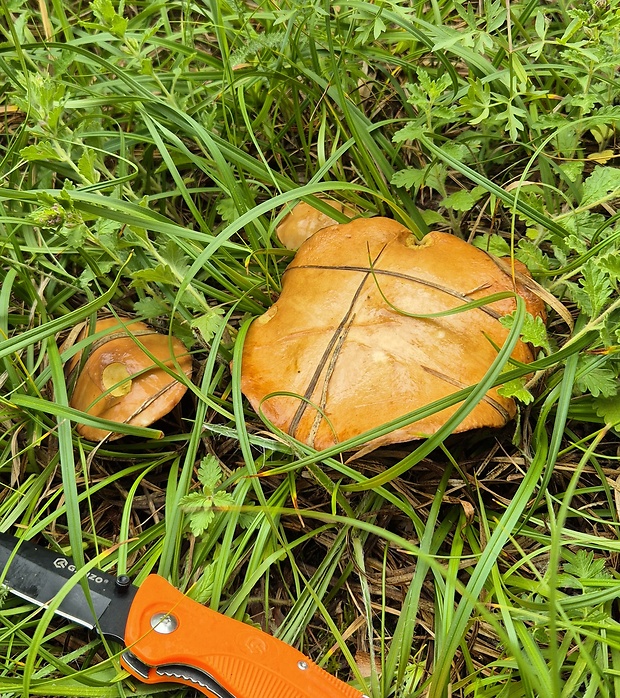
101, 362, 133, 397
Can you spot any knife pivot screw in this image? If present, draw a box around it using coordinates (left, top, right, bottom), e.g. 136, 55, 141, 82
150, 612, 179, 634
297, 660, 309, 671
115, 575, 131, 593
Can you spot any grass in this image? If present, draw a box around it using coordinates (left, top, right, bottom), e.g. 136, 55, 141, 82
1, 0, 620, 696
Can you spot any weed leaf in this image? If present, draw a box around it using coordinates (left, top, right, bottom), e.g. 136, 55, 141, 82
197, 455, 225, 493
575, 359, 618, 398
192, 307, 226, 344
581, 166, 620, 207
594, 395, 620, 427
20, 142, 61, 161
500, 311, 551, 353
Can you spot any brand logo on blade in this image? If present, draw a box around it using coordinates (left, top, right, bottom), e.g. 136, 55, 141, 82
52, 558, 109, 586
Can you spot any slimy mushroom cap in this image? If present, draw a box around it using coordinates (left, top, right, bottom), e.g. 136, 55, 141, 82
68, 318, 192, 441
242, 217, 545, 453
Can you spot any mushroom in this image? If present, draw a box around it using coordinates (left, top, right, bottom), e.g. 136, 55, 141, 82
241, 216, 545, 453
67, 317, 192, 441
276, 199, 357, 250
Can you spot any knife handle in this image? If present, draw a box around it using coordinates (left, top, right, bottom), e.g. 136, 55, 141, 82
122, 575, 366, 698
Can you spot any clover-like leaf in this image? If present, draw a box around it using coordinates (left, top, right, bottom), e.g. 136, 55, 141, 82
594, 395, 620, 428
192, 307, 226, 344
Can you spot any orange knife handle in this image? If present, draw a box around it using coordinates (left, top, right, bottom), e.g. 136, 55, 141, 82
121, 575, 366, 698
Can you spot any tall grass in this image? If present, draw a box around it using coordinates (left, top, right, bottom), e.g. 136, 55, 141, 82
1, 1, 620, 697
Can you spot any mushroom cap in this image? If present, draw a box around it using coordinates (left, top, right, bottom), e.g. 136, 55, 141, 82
241, 218, 546, 453
68, 318, 192, 441
276, 199, 357, 250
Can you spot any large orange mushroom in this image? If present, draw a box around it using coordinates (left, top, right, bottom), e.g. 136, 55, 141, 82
67, 317, 192, 441
241, 213, 545, 453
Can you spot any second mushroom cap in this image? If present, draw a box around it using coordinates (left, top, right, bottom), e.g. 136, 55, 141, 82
68, 317, 192, 441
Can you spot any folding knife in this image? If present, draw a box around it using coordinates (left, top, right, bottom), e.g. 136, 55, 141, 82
0, 533, 367, 698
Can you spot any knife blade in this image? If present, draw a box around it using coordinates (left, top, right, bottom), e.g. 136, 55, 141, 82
0, 533, 367, 698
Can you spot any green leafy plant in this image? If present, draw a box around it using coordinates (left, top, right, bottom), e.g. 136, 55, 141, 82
180, 456, 236, 536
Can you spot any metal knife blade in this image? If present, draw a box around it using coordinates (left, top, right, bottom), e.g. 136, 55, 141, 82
0, 532, 136, 643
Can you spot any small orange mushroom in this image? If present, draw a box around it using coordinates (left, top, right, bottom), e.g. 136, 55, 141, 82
67, 317, 192, 441
276, 199, 357, 250
242, 214, 545, 454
